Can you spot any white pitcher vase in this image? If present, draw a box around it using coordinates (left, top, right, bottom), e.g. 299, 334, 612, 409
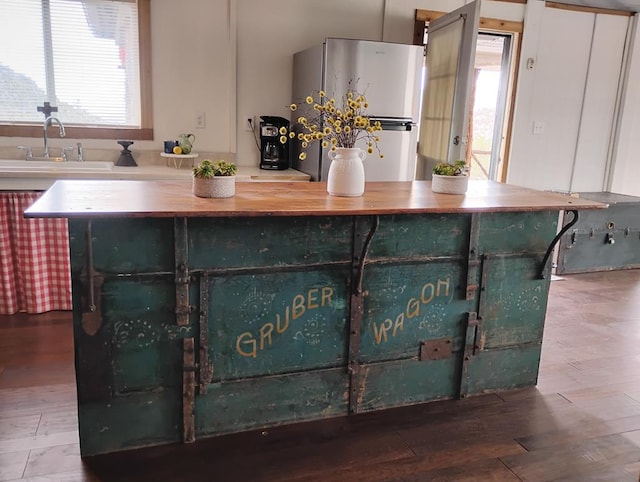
326, 147, 366, 197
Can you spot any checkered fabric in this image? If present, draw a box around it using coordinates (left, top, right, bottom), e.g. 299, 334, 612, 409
0, 192, 72, 315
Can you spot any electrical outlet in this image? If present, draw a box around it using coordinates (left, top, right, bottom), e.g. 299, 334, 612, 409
195, 111, 206, 129
246, 117, 254, 132
532, 121, 545, 135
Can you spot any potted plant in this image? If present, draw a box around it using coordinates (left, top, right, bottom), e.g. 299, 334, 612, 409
431, 160, 470, 195
192, 159, 237, 198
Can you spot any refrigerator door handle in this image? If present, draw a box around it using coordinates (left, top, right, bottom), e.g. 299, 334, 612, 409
369, 117, 416, 131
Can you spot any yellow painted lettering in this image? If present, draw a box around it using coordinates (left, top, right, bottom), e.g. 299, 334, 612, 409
437, 277, 450, 297
406, 297, 420, 318
276, 306, 290, 334
421, 283, 434, 305
259, 323, 274, 350
392, 313, 404, 336
321, 286, 334, 307
292, 294, 306, 319
373, 318, 393, 344
307, 288, 319, 310
236, 332, 257, 358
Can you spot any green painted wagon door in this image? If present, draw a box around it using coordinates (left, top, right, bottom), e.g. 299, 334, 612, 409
68, 218, 185, 456
188, 217, 353, 436
356, 213, 476, 411
459, 211, 557, 396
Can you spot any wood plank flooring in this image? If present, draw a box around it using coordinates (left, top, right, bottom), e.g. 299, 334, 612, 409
1, 270, 640, 481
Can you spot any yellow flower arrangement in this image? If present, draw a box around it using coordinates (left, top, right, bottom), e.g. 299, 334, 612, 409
284, 87, 384, 160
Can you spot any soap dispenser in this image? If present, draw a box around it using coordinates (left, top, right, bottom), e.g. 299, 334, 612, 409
116, 140, 137, 167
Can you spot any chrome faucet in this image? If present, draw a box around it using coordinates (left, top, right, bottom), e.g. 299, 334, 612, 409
43, 116, 66, 158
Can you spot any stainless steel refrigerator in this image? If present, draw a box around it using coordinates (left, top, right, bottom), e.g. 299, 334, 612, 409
291, 38, 424, 182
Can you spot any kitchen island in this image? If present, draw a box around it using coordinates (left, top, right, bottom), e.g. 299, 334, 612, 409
26, 180, 605, 456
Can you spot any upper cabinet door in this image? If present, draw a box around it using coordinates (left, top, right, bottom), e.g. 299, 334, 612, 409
416, 1, 480, 179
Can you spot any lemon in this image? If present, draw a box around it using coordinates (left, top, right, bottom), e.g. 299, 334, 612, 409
173, 145, 183, 155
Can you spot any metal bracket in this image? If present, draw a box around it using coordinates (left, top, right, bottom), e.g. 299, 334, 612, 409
348, 215, 379, 414
419, 338, 453, 361
538, 210, 579, 279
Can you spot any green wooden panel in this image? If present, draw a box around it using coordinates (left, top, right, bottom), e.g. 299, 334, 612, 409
360, 261, 474, 362
195, 368, 348, 436
78, 393, 181, 456
188, 216, 353, 269
102, 279, 185, 393
480, 256, 551, 349
90, 218, 175, 274
478, 211, 558, 254
357, 358, 459, 412
464, 344, 542, 395
368, 213, 470, 259
208, 269, 349, 381
573, 202, 639, 230
558, 233, 640, 273
68, 219, 87, 275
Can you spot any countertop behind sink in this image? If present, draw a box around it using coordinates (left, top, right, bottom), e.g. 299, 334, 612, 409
0, 160, 310, 190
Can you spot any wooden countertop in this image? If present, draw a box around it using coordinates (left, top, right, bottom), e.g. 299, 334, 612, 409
25, 179, 607, 219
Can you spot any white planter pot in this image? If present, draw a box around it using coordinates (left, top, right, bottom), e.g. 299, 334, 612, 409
193, 176, 236, 198
431, 174, 469, 195
327, 147, 366, 197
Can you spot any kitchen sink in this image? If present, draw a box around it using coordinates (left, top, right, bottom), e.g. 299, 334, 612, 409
0, 159, 114, 171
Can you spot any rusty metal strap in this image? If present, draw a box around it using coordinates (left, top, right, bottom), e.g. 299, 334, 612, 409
466, 213, 481, 300
183, 337, 196, 443
198, 274, 213, 394
348, 215, 379, 414
458, 311, 484, 399
174, 218, 190, 326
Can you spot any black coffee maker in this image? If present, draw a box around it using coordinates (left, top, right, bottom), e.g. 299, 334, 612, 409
259, 116, 289, 170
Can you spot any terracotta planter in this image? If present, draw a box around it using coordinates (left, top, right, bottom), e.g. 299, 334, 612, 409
193, 176, 236, 198
431, 174, 469, 195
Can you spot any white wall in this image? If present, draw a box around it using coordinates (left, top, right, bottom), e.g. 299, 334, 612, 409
507, 3, 630, 193
151, 0, 234, 153
610, 15, 640, 196
235, 0, 385, 165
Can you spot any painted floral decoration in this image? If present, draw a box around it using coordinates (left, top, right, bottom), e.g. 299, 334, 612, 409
283, 85, 384, 161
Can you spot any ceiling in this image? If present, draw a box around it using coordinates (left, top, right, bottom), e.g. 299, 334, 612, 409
544, 0, 640, 12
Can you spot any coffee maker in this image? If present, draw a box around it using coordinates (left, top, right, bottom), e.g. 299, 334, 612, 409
259, 116, 289, 170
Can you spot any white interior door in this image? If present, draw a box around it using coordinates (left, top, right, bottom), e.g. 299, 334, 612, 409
416, 1, 480, 179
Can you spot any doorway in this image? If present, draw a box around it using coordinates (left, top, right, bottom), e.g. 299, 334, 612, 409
470, 33, 513, 180
414, 10, 522, 182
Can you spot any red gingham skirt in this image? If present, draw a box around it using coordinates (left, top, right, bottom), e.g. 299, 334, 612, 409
0, 192, 72, 315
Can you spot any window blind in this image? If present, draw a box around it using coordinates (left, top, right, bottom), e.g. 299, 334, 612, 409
0, 0, 141, 127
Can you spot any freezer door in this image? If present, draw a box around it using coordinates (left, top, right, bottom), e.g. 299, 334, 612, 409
320, 128, 418, 182
324, 39, 423, 120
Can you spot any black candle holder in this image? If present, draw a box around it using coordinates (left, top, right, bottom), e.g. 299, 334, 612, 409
116, 140, 137, 167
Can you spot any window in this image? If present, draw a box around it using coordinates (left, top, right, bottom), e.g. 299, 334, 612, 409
0, 0, 152, 139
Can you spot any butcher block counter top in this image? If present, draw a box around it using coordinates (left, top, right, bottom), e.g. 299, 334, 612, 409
25, 179, 606, 219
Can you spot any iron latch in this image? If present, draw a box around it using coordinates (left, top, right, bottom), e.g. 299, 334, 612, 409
419, 338, 453, 361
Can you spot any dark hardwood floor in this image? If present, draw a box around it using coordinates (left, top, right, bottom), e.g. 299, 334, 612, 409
1, 270, 640, 481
